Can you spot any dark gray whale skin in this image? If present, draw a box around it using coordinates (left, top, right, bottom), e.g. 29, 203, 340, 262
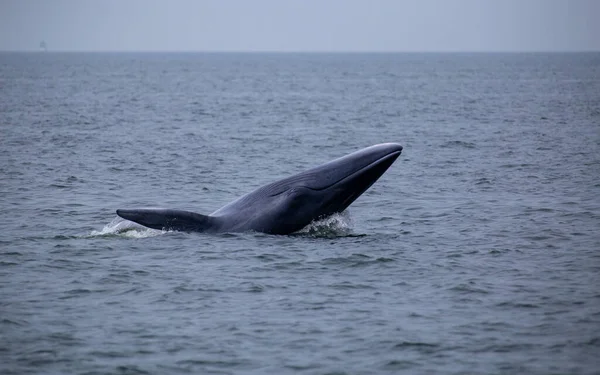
117, 143, 402, 235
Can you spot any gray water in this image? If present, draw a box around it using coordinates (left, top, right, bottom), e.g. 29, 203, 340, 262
1, 52, 599, 374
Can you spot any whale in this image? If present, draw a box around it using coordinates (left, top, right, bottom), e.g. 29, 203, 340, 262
117, 143, 402, 235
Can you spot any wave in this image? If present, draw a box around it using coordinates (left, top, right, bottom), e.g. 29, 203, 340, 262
89, 217, 165, 238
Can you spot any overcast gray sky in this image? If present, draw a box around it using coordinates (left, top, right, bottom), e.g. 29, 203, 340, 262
1, 0, 598, 52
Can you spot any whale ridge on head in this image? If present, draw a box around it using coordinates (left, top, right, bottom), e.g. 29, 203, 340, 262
116, 143, 403, 235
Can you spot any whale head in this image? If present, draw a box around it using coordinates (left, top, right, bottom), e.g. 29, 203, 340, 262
212, 143, 403, 234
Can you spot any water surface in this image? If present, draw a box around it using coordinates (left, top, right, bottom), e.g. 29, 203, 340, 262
1, 52, 599, 374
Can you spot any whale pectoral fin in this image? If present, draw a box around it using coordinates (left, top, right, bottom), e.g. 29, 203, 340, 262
116, 208, 216, 232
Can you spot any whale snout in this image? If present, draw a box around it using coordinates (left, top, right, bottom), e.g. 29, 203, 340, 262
377, 142, 402, 155
117, 209, 145, 223
117, 208, 165, 226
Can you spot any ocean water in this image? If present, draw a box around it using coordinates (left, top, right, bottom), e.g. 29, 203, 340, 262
1, 52, 599, 374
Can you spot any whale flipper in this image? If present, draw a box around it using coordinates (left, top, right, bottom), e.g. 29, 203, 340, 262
116, 208, 219, 232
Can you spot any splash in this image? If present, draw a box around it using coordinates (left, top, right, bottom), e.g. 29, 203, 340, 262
296, 212, 354, 238
90, 217, 165, 238
90, 213, 354, 239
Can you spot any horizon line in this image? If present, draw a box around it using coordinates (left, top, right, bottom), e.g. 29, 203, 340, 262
1, 49, 599, 54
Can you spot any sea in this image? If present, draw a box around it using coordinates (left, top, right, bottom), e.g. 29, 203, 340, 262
1, 52, 599, 375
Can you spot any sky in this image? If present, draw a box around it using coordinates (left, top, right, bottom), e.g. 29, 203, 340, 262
0, 0, 598, 52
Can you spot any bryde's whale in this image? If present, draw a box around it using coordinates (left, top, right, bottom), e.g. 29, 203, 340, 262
117, 143, 402, 235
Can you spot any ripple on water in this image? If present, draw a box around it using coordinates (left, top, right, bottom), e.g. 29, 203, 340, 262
320, 254, 396, 268
2, 52, 600, 375
440, 140, 477, 149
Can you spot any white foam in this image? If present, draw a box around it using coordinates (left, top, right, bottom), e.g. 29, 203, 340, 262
90, 217, 165, 238
297, 211, 353, 237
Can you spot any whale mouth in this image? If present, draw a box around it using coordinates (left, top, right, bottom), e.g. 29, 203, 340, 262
318, 145, 402, 215
313, 148, 402, 192
302, 145, 402, 193
266, 143, 403, 197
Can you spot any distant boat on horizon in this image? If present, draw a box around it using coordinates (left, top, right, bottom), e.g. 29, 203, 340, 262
39, 41, 47, 52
